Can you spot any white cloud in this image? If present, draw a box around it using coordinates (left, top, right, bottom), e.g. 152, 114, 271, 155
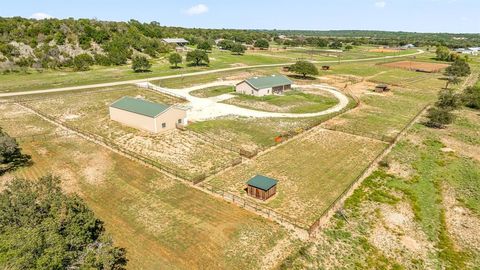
374, 1, 386, 8
30, 12, 54, 20
185, 4, 208, 15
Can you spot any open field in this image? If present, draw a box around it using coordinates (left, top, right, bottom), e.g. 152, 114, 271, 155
0, 104, 296, 270
190, 85, 235, 97
369, 48, 401, 53
382, 60, 450, 73
223, 90, 339, 113
281, 108, 480, 269
17, 86, 241, 180
208, 128, 387, 226
322, 69, 445, 141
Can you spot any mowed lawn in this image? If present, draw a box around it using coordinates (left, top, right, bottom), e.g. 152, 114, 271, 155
0, 106, 293, 270
208, 128, 387, 226
223, 90, 339, 113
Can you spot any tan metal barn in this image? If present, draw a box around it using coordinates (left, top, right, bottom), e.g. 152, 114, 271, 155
235, 75, 293, 97
109, 96, 188, 133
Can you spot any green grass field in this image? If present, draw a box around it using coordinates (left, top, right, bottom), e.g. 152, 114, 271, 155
190, 85, 235, 97
0, 104, 295, 270
223, 90, 339, 113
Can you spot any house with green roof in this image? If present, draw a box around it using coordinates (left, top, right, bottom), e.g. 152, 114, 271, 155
235, 75, 293, 97
246, 175, 278, 201
109, 96, 188, 133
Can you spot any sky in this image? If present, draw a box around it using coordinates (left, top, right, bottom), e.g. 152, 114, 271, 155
1, 0, 479, 33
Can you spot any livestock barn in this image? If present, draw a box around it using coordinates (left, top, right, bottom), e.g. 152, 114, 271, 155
235, 75, 293, 97
246, 175, 278, 201
109, 96, 188, 133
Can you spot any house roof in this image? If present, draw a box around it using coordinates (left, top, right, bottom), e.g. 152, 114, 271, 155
243, 75, 293, 90
110, 97, 170, 118
247, 175, 278, 191
162, 38, 189, 44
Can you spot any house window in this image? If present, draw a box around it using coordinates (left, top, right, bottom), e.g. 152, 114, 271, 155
178, 119, 182, 124
162, 123, 166, 128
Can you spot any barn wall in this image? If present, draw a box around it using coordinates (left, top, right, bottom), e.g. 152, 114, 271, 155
154, 107, 187, 132
235, 82, 255, 95
109, 107, 156, 132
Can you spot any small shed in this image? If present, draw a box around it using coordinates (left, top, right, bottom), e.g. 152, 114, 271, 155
375, 84, 390, 93
246, 175, 278, 201
162, 38, 189, 47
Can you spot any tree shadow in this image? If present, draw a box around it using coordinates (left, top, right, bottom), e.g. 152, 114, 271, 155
287, 74, 317, 80
186, 63, 209, 67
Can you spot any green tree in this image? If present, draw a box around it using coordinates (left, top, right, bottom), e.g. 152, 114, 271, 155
425, 107, 455, 128
436, 46, 451, 61
329, 41, 343, 49
131, 55, 151, 72
289, 60, 319, 78
344, 44, 354, 51
0, 176, 128, 269
462, 85, 480, 109
444, 76, 461, 89
197, 41, 212, 52
445, 58, 471, 78
435, 89, 461, 111
72, 53, 94, 71
0, 128, 32, 175
168, 53, 182, 68
254, 39, 269, 49
186, 49, 209, 66
230, 43, 246, 55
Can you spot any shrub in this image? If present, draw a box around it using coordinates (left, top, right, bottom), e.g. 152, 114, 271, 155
254, 39, 269, 49
425, 107, 455, 128
462, 86, 480, 109
131, 55, 151, 72
72, 53, 94, 71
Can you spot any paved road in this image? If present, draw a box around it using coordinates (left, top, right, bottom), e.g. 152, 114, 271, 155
0, 50, 424, 98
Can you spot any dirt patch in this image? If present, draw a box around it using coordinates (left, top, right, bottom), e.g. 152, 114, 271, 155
382, 61, 450, 73
230, 63, 248, 67
443, 184, 480, 251
441, 136, 480, 162
370, 202, 434, 265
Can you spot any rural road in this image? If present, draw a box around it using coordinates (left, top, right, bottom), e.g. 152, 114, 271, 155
0, 50, 424, 98
139, 81, 350, 120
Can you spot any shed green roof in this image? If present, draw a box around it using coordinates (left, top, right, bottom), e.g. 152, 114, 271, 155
244, 75, 292, 90
247, 175, 278, 191
110, 97, 170, 118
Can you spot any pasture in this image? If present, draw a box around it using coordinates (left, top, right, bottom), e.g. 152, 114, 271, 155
208, 128, 387, 226
0, 104, 295, 270
17, 86, 241, 180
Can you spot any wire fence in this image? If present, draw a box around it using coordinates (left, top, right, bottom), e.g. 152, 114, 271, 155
307, 104, 430, 236
200, 182, 307, 232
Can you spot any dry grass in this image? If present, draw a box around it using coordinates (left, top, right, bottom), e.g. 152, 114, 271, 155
382, 61, 450, 73
0, 105, 295, 270
19, 86, 240, 179
209, 128, 387, 226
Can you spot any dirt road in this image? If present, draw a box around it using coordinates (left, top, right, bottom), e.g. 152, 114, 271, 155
0, 50, 424, 98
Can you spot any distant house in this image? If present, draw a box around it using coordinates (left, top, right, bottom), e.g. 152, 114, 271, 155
235, 75, 293, 97
246, 175, 278, 201
401, 44, 415, 50
109, 97, 187, 133
162, 38, 189, 47
455, 48, 478, 55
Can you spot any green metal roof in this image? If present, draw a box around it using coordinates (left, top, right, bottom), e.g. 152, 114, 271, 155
110, 97, 170, 118
247, 175, 278, 191
245, 75, 293, 90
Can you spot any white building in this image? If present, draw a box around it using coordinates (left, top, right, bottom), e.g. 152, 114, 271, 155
235, 75, 293, 97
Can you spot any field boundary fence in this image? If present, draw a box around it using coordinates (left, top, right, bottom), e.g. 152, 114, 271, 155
307, 104, 430, 237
